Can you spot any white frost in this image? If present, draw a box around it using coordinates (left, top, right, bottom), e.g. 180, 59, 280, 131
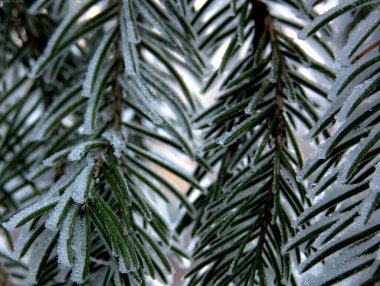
3, 196, 59, 231
82, 31, 115, 98
57, 206, 76, 267
70, 215, 88, 284
43, 148, 71, 167
336, 9, 380, 66
45, 187, 74, 230
102, 129, 126, 158
120, 12, 139, 76
69, 159, 96, 204
335, 74, 380, 122
339, 124, 380, 183
369, 162, 380, 192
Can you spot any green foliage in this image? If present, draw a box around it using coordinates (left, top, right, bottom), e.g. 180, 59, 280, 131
1, 0, 201, 284
284, 1, 380, 285
179, 0, 334, 285
0, 0, 379, 285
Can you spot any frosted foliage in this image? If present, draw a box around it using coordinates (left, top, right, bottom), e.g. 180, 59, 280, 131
337, 234, 379, 263
113, 270, 123, 286
136, 100, 163, 125
268, 59, 278, 83
82, 110, 94, 136
123, 0, 140, 43
357, 191, 377, 225
313, 207, 359, 248
245, 90, 264, 115
292, 182, 360, 227
120, 12, 139, 76
229, 0, 236, 16
305, 254, 377, 286
68, 143, 88, 161
282, 215, 339, 254
10, 223, 31, 260
370, 162, 380, 192
70, 216, 87, 283
29, 1, 89, 78
68, 140, 102, 161
137, 0, 170, 41
69, 160, 95, 204
355, 162, 380, 224
297, 214, 380, 273
306, 101, 379, 165
29, 85, 80, 141
307, 168, 340, 199
102, 129, 126, 157
298, 0, 380, 40
340, 124, 380, 182
3, 196, 59, 231
33, 84, 80, 129
82, 69, 107, 135
30, 97, 81, 141
26, 230, 56, 284
135, 77, 157, 102
45, 185, 74, 230
43, 148, 70, 166
90, 268, 106, 286
82, 32, 114, 98
335, 75, 379, 122
217, 116, 255, 146
48, 165, 82, 197
237, 21, 245, 47
297, 147, 329, 181
57, 206, 76, 267
336, 9, 380, 66
329, 58, 368, 101
118, 256, 129, 273
304, 95, 346, 141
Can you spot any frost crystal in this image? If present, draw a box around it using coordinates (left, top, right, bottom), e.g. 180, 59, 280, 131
57, 206, 76, 267
123, 0, 140, 43
82, 31, 115, 98
68, 143, 88, 161
3, 196, 59, 231
82, 65, 111, 135
283, 214, 339, 254
70, 216, 87, 283
43, 148, 71, 167
68, 140, 103, 161
26, 230, 57, 284
307, 168, 340, 199
336, 9, 380, 66
292, 182, 361, 227
102, 129, 126, 158
369, 162, 380, 192
329, 53, 380, 101
120, 11, 139, 76
335, 75, 380, 122
45, 187, 73, 230
69, 159, 96, 204
297, 213, 380, 272
339, 124, 380, 183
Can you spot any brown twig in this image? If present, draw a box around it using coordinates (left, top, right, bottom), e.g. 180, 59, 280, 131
352, 40, 380, 64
